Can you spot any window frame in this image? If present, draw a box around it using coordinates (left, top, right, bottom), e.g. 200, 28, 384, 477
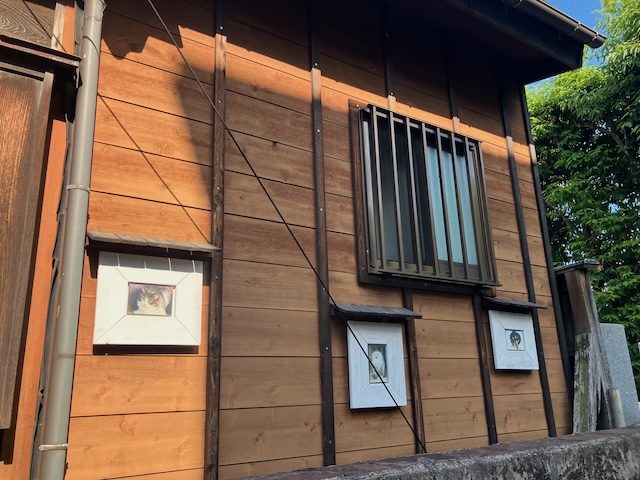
350, 101, 498, 292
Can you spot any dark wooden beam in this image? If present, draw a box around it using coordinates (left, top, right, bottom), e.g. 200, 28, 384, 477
498, 76, 556, 438
205, 1, 226, 478
472, 295, 498, 444
402, 288, 427, 453
518, 85, 573, 401
309, 1, 336, 466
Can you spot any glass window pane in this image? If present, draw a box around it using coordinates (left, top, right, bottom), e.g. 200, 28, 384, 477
362, 116, 382, 266
411, 128, 435, 268
441, 139, 463, 263
425, 134, 448, 262
455, 146, 479, 265
377, 115, 399, 263
393, 119, 417, 268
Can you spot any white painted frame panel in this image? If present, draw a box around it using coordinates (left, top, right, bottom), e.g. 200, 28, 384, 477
347, 320, 407, 409
489, 310, 539, 370
93, 252, 203, 346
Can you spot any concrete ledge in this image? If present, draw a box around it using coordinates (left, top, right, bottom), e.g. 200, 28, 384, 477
250, 427, 640, 480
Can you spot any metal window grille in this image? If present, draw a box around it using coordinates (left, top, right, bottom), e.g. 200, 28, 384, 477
360, 105, 497, 285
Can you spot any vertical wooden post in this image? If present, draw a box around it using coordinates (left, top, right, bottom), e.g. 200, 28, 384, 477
445, 40, 498, 445
518, 85, 573, 399
308, 2, 336, 466
498, 76, 556, 437
402, 288, 427, 453
205, 1, 226, 478
472, 295, 499, 444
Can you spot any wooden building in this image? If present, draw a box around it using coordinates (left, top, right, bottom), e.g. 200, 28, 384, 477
0, 0, 605, 478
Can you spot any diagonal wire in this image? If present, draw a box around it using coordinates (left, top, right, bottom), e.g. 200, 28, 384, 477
144, 0, 426, 453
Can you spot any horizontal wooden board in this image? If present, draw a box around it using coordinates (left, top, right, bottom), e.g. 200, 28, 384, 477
426, 435, 488, 453
224, 131, 313, 189
499, 429, 547, 444
116, 469, 203, 480
227, 53, 311, 115
515, 152, 534, 183
328, 271, 403, 307
458, 106, 504, 140
70, 356, 205, 417
226, 92, 312, 152
226, 18, 309, 80
92, 143, 212, 209
415, 319, 479, 359
218, 405, 323, 465
95, 97, 212, 165
223, 214, 316, 268
412, 292, 474, 322
334, 403, 415, 453
101, 12, 215, 83
99, 53, 213, 124
88, 192, 210, 243
323, 120, 351, 162
325, 156, 352, 198
66, 411, 204, 479
393, 92, 453, 132
221, 307, 318, 357
327, 231, 358, 274
223, 259, 318, 311
224, 171, 315, 228
485, 170, 515, 206
336, 444, 415, 465
227, 0, 308, 48
488, 198, 518, 234
105, 0, 215, 46
419, 358, 483, 399
423, 396, 488, 442
218, 455, 323, 480
220, 357, 321, 409
320, 55, 387, 107
326, 192, 355, 234
552, 391, 571, 428
493, 393, 547, 435
495, 259, 527, 295
541, 326, 562, 359
489, 369, 542, 397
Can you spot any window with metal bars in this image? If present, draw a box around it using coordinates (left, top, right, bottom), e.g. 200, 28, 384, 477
358, 105, 497, 285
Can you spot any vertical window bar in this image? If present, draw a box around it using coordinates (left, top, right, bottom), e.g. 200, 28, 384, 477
362, 111, 379, 271
406, 118, 423, 274
450, 134, 469, 279
371, 106, 387, 269
435, 128, 454, 277
476, 142, 497, 282
465, 138, 486, 281
421, 125, 440, 277
389, 112, 406, 272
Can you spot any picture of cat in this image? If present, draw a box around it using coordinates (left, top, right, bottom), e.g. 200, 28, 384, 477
368, 344, 388, 383
508, 330, 523, 351
127, 283, 174, 316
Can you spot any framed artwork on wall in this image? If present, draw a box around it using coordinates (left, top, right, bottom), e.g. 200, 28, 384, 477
347, 320, 407, 409
488, 310, 539, 370
93, 252, 203, 346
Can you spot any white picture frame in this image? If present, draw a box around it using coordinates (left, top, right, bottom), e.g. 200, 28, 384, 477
347, 320, 407, 409
93, 252, 203, 346
489, 310, 539, 370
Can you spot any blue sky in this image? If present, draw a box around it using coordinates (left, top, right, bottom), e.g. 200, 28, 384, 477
547, 0, 603, 29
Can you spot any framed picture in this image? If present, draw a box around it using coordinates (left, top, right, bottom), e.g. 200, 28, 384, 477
347, 320, 407, 409
93, 252, 203, 346
488, 310, 539, 370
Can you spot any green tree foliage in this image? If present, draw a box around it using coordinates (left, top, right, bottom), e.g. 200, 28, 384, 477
528, 0, 640, 387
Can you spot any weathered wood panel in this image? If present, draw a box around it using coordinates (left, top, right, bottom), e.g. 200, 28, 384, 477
328, 271, 402, 306
218, 456, 323, 480
218, 406, 323, 465
423, 397, 488, 442
0, 0, 55, 47
66, 412, 205, 479
419, 358, 483, 399
220, 357, 321, 409
70, 356, 206, 417
493, 393, 548, 435
221, 307, 319, 357
412, 293, 474, 322
415, 320, 479, 359
335, 444, 414, 464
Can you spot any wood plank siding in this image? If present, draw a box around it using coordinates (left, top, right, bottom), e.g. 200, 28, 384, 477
64, 0, 570, 478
